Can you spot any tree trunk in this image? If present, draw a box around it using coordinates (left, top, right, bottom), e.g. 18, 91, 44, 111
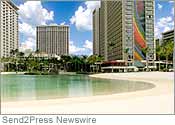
158, 56, 160, 71
85, 63, 86, 72
146, 55, 149, 72
96, 64, 98, 73
166, 56, 168, 72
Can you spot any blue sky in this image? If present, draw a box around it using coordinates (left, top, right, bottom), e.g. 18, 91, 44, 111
12, 0, 174, 55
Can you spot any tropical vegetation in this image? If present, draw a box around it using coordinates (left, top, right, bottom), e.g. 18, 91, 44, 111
157, 40, 174, 71
0, 39, 173, 74
0, 50, 104, 74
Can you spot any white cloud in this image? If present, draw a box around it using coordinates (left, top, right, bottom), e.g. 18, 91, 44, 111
155, 25, 161, 38
70, 1, 100, 31
155, 16, 174, 38
158, 4, 163, 10
169, 1, 174, 3
18, 1, 55, 52
19, 38, 36, 52
49, 23, 58, 26
83, 40, 92, 50
69, 40, 93, 55
60, 22, 66, 25
163, 26, 171, 32
18, 1, 54, 26
172, 8, 174, 15
19, 22, 36, 38
157, 16, 173, 28
69, 41, 86, 54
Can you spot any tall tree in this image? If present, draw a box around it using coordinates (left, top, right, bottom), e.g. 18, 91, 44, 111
96, 55, 104, 72
156, 45, 162, 71
10, 49, 15, 57
162, 41, 173, 71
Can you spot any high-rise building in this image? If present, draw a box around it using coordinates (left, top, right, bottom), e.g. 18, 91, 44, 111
134, 0, 155, 62
106, 1, 123, 61
0, 0, 19, 58
99, 1, 108, 60
93, 7, 100, 55
93, 0, 155, 65
162, 29, 174, 43
36, 25, 69, 56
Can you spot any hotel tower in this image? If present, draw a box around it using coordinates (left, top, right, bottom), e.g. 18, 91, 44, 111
36, 25, 69, 56
0, 0, 19, 58
93, 0, 155, 66
93, 7, 100, 55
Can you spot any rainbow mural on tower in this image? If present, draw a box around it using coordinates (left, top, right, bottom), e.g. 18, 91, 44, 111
134, 0, 146, 60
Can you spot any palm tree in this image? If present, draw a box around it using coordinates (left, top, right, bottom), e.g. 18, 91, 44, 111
96, 55, 104, 72
19, 52, 24, 57
10, 49, 15, 57
35, 49, 40, 57
14, 49, 19, 56
162, 41, 173, 71
16, 52, 25, 71
0, 57, 11, 71
26, 53, 34, 72
61, 55, 72, 71
72, 56, 83, 72
87, 55, 104, 73
81, 55, 88, 72
9, 49, 19, 72
87, 55, 97, 72
156, 45, 162, 71
142, 47, 149, 71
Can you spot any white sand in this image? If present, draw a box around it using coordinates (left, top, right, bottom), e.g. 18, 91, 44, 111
1, 72, 174, 114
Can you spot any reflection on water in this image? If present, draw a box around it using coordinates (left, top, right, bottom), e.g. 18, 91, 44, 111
1, 75, 155, 102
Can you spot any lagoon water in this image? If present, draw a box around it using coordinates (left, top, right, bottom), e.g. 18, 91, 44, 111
1, 74, 155, 102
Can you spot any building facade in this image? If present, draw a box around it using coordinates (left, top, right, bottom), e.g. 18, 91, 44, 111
107, 1, 123, 61
162, 29, 174, 43
36, 25, 69, 56
93, 8, 100, 55
99, 1, 108, 60
134, 0, 155, 62
93, 0, 155, 65
0, 0, 19, 58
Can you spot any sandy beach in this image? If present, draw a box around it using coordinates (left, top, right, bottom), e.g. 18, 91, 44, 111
1, 72, 174, 114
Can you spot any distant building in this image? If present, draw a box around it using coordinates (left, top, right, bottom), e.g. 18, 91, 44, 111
0, 0, 19, 58
162, 29, 174, 43
36, 25, 69, 56
93, 8, 100, 55
93, 0, 155, 65
155, 38, 161, 47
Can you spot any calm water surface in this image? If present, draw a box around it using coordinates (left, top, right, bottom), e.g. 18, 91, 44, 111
1, 74, 155, 102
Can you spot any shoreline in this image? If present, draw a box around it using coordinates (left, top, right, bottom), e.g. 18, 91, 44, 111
0, 72, 26, 75
1, 72, 174, 114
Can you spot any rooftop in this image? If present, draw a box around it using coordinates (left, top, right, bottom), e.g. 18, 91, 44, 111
37, 25, 69, 27
162, 29, 174, 35
6, 0, 19, 10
